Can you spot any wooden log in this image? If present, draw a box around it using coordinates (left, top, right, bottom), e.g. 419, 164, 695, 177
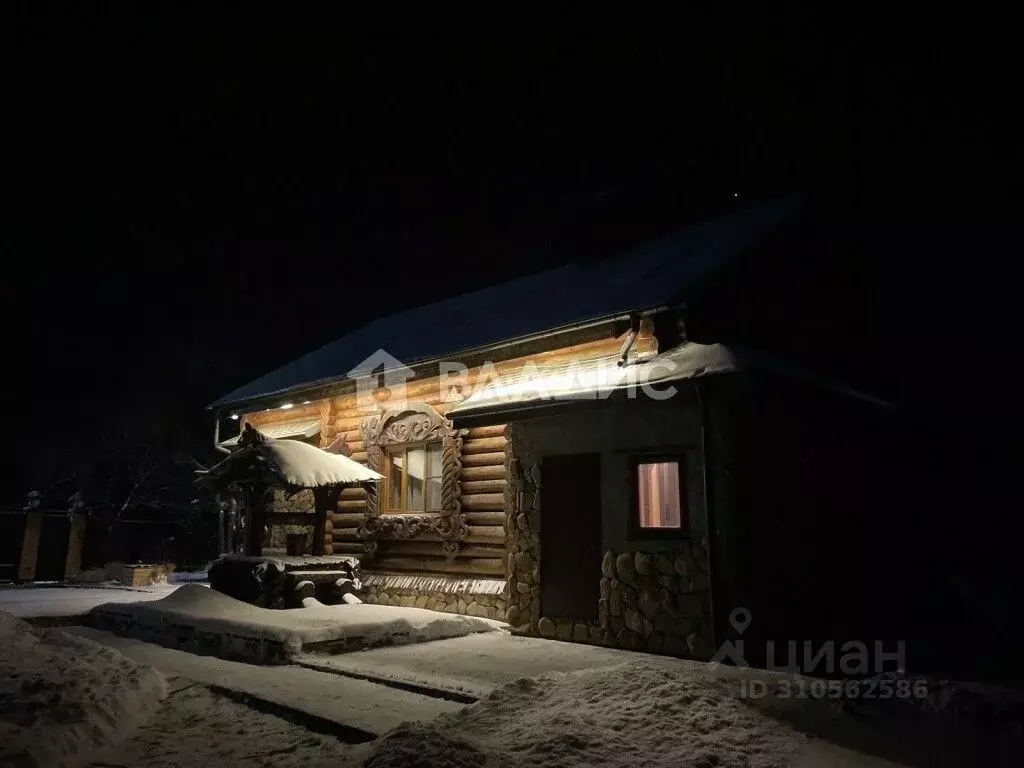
349, 451, 367, 464
465, 525, 505, 543
331, 513, 365, 527
461, 493, 504, 510
331, 542, 366, 554
334, 527, 360, 540
340, 487, 367, 500
460, 478, 506, 494
338, 499, 367, 511
464, 511, 506, 526
333, 416, 364, 433
461, 465, 506, 481
462, 452, 505, 467
287, 579, 316, 608
341, 593, 363, 605
209, 555, 286, 607
377, 541, 505, 559
370, 556, 505, 577
462, 437, 507, 455
324, 519, 333, 534
466, 424, 507, 439
246, 404, 320, 428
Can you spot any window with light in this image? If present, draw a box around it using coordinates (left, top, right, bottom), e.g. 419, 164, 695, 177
385, 442, 443, 512
631, 456, 686, 535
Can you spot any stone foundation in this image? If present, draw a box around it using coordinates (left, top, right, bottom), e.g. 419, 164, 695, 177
358, 573, 508, 621
596, 542, 714, 658
530, 542, 714, 660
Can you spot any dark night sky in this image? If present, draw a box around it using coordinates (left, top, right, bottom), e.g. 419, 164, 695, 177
5, 38, 1018, 500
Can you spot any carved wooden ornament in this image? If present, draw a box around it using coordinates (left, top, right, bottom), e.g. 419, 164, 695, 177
358, 403, 466, 561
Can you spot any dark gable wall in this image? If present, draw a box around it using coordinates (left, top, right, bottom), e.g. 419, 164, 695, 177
708, 371, 1022, 681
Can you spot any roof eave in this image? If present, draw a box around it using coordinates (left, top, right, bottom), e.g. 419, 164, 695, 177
207, 306, 667, 412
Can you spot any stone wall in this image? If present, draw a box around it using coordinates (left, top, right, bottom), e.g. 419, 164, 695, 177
597, 543, 713, 658
358, 574, 507, 620
501, 415, 712, 663
503, 448, 541, 633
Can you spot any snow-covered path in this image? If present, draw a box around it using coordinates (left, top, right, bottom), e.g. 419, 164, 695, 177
66, 626, 462, 736
296, 631, 686, 699
81, 676, 371, 768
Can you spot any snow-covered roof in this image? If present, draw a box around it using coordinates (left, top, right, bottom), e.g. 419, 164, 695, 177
448, 342, 741, 424
209, 198, 800, 409
449, 340, 892, 426
260, 436, 382, 487
218, 417, 320, 447
198, 426, 382, 489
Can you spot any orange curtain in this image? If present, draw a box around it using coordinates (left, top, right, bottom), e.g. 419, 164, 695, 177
638, 462, 681, 528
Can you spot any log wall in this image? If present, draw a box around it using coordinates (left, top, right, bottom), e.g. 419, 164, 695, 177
242, 321, 657, 614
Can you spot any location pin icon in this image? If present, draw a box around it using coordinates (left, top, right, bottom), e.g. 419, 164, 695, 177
729, 607, 752, 635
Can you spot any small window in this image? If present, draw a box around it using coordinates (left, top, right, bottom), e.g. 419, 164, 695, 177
385, 442, 443, 512
630, 455, 686, 536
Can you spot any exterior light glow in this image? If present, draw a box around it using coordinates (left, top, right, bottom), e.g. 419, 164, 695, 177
280, 403, 294, 410
230, 413, 239, 420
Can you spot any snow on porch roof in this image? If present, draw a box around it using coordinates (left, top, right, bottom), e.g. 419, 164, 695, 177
448, 342, 741, 425
260, 437, 382, 487
209, 198, 800, 410
218, 417, 321, 447
199, 429, 382, 489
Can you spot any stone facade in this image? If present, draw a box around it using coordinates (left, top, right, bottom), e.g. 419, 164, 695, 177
502, 432, 542, 634
361, 586, 507, 620
502, 409, 716, 660
597, 542, 713, 658
358, 573, 507, 620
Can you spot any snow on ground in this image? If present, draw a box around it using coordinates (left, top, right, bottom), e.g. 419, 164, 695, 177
0, 611, 166, 768
81, 681, 371, 768
362, 660, 809, 768
66, 626, 463, 736
297, 631, 676, 699
0, 584, 181, 618
94, 583, 503, 654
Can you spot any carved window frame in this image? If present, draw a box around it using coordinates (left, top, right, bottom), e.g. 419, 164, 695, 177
358, 403, 467, 561
382, 440, 444, 513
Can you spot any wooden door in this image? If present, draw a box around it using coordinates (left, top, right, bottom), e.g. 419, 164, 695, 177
540, 453, 602, 621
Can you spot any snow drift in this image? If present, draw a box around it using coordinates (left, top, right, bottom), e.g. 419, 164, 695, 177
362, 660, 807, 768
91, 583, 502, 661
0, 610, 166, 768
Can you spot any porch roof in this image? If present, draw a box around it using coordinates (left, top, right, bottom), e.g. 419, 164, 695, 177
448, 342, 740, 425
218, 417, 321, 447
198, 426, 382, 490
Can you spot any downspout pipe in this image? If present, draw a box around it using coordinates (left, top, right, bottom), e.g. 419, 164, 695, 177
617, 313, 642, 366
694, 380, 719, 649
